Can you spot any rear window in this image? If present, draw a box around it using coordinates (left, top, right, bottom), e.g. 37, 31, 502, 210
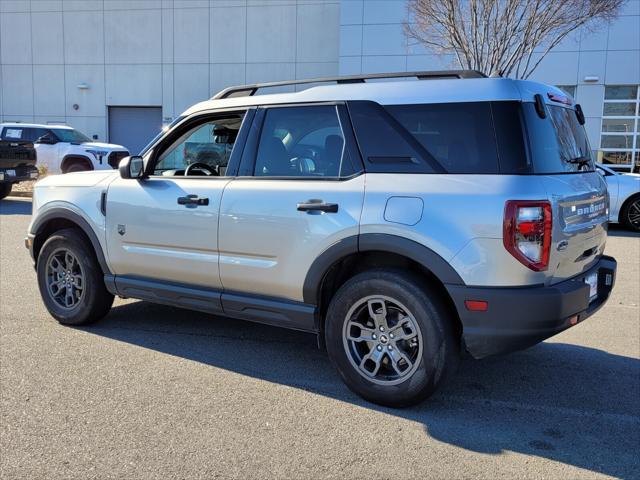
522, 103, 594, 173
1, 127, 25, 140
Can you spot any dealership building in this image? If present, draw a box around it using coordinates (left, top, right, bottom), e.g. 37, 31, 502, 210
0, 0, 639, 168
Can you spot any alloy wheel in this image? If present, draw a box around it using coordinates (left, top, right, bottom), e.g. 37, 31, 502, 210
45, 248, 85, 309
342, 295, 423, 386
627, 199, 640, 228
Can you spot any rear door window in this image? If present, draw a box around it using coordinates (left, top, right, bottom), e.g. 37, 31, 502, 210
25, 128, 48, 142
254, 105, 354, 177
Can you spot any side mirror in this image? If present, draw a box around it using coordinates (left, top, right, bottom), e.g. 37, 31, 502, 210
36, 135, 57, 145
597, 168, 606, 176
119, 155, 145, 179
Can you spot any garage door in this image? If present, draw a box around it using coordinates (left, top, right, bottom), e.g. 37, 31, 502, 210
108, 107, 163, 155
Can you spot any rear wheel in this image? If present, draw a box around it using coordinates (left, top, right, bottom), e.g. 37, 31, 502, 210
620, 194, 640, 232
0, 183, 12, 200
37, 229, 113, 325
325, 269, 459, 407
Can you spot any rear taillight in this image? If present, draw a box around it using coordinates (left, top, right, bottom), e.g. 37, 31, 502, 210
503, 200, 552, 272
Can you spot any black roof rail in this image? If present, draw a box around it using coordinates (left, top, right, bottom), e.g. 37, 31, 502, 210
212, 70, 487, 100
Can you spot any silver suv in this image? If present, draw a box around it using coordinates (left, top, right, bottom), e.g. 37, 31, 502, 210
26, 71, 617, 407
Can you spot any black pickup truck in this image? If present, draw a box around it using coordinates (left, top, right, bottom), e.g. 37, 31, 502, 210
0, 139, 38, 200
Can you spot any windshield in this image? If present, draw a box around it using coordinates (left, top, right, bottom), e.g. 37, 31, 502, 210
50, 128, 92, 144
523, 103, 594, 173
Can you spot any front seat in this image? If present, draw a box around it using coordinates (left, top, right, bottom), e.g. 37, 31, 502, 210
324, 134, 344, 175
257, 137, 290, 176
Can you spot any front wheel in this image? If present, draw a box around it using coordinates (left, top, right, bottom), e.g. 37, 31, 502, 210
325, 269, 459, 407
66, 162, 91, 173
0, 183, 12, 200
37, 229, 114, 325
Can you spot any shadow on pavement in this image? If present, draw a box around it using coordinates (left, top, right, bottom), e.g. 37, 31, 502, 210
82, 300, 640, 478
0, 198, 32, 216
607, 224, 640, 238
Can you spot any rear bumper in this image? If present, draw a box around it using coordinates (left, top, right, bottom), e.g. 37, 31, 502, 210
446, 255, 617, 359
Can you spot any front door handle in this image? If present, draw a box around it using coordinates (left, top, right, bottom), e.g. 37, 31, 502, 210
297, 199, 339, 213
177, 194, 209, 206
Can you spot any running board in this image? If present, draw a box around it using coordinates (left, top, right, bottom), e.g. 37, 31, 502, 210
104, 275, 317, 333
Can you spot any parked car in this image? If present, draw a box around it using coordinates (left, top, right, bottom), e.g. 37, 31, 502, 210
26, 71, 617, 407
0, 123, 129, 174
599, 162, 639, 174
597, 163, 640, 231
0, 136, 38, 199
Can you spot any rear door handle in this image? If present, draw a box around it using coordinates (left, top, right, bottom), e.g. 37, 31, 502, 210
297, 199, 339, 213
177, 194, 209, 206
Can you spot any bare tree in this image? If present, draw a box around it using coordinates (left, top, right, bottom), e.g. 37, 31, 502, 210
405, 0, 626, 78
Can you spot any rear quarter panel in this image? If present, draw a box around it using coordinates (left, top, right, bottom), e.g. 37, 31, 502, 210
361, 173, 552, 287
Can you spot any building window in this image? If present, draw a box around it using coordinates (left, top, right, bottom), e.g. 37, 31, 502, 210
599, 85, 639, 171
556, 85, 576, 98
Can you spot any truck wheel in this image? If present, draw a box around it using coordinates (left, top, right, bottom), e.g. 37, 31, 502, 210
65, 161, 91, 173
0, 183, 12, 200
325, 269, 459, 407
620, 194, 640, 232
37, 229, 113, 325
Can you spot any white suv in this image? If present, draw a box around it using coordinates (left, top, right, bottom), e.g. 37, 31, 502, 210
0, 123, 129, 174
26, 71, 617, 407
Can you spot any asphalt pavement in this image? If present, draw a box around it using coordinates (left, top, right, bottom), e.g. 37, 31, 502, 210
1, 197, 639, 479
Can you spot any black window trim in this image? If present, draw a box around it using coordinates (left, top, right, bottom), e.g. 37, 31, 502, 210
236, 101, 365, 182
143, 106, 256, 179
489, 100, 534, 175
349, 100, 447, 174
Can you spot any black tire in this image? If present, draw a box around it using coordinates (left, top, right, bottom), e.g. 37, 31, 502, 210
620, 194, 640, 232
37, 228, 113, 325
65, 161, 91, 173
0, 183, 12, 200
325, 269, 459, 407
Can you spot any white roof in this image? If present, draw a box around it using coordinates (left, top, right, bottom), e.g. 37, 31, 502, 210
0, 122, 72, 129
184, 77, 570, 116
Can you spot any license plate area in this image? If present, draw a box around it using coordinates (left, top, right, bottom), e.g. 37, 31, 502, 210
585, 271, 598, 302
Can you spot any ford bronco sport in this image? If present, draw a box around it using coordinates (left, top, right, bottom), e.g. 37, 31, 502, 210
27, 71, 617, 407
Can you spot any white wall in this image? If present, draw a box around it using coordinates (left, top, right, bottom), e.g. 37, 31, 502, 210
0, 0, 340, 141
339, 0, 640, 156
1, 0, 638, 159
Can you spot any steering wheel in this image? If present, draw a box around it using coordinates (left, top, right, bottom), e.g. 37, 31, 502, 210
184, 162, 217, 176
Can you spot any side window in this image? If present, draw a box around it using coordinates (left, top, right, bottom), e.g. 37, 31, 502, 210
154, 113, 245, 176
385, 103, 500, 174
1, 127, 25, 140
27, 128, 48, 142
254, 106, 346, 177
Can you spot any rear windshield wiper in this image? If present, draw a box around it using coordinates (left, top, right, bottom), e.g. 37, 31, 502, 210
565, 156, 592, 166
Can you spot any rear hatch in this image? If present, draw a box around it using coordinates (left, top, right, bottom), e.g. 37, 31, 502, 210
522, 100, 608, 284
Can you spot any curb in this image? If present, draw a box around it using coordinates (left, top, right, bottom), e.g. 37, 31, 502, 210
8, 191, 33, 199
